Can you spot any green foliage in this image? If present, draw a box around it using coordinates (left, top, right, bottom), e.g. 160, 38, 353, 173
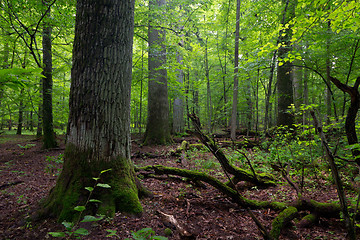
17, 143, 36, 149
48, 169, 112, 239
106, 227, 168, 240
44, 154, 64, 176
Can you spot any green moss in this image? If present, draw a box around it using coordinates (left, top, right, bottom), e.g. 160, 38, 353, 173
164, 228, 172, 236
299, 213, 317, 227
270, 206, 298, 240
39, 143, 143, 222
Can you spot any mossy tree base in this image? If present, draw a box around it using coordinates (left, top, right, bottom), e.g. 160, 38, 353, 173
39, 144, 142, 222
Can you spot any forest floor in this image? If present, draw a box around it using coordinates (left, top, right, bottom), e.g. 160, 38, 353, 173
0, 133, 356, 239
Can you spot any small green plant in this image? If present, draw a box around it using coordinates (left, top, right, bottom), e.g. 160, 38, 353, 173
48, 169, 112, 239
17, 143, 36, 149
17, 194, 28, 204
106, 227, 168, 240
45, 154, 64, 175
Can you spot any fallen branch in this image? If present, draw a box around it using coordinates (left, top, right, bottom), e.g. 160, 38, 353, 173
311, 110, 355, 240
269, 207, 298, 239
157, 210, 194, 239
188, 113, 275, 187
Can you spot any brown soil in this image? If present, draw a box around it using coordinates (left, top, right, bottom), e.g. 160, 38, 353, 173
0, 134, 356, 239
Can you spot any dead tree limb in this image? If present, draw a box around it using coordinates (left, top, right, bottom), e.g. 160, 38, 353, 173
310, 110, 356, 240
269, 207, 298, 240
188, 113, 275, 187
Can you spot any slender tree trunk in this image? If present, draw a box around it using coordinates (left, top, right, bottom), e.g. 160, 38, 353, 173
139, 48, 144, 134
40, 0, 143, 221
293, 48, 303, 125
325, 21, 332, 123
205, 38, 212, 133
185, 70, 190, 129
264, 50, 277, 131
173, 52, 184, 133
246, 77, 252, 135
230, 0, 240, 140
42, 0, 57, 148
36, 87, 43, 137
255, 69, 259, 136
0, 34, 9, 130
16, 88, 24, 135
144, 0, 171, 145
303, 66, 309, 127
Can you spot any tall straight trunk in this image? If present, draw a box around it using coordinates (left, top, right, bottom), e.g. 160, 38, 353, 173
230, 0, 240, 140
255, 69, 259, 136
205, 39, 212, 133
293, 50, 303, 125
185, 70, 190, 129
0, 35, 9, 128
246, 77, 252, 135
40, 0, 142, 221
29, 110, 34, 131
36, 83, 43, 136
264, 50, 277, 131
325, 21, 332, 123
144, 0, 171, 145
16, 88, 24, 135
42, 1, 57, 148
277, 0, 295, 127
7, 103, 12, 130
138, 48, 144, 134
173, 52, 184, 133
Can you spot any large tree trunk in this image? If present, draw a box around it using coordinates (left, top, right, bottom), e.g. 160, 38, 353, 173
42, 1, 57, 148
40, 0, 142, 221
276, 0, 295, 127
144, 0, 171, 145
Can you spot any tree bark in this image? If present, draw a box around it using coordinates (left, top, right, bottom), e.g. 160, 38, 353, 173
40, 0, 142, 221
144, 0, 171, 145
276, 0, 295, 127
173, 51, 184, 134
230, 0, 240, 140
16, 88, 24, 135
205, 38, 212, 134
42, 1, 57, 148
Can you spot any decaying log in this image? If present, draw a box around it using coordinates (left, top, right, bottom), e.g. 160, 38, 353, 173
298, 213, 318, 228
269, 207, 298, 239
137, 165, 286, 211
188, 113, 275, 187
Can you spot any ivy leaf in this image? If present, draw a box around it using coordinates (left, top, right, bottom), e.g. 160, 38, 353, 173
96, 183, 111, 188
48, 232, 67, 237
74, 206, 86, 212
85, 187, 94, 192
81, 215, 104, 222
73, 228, 89, 236
61, 221, 73, 230
89, 199, 102, 203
